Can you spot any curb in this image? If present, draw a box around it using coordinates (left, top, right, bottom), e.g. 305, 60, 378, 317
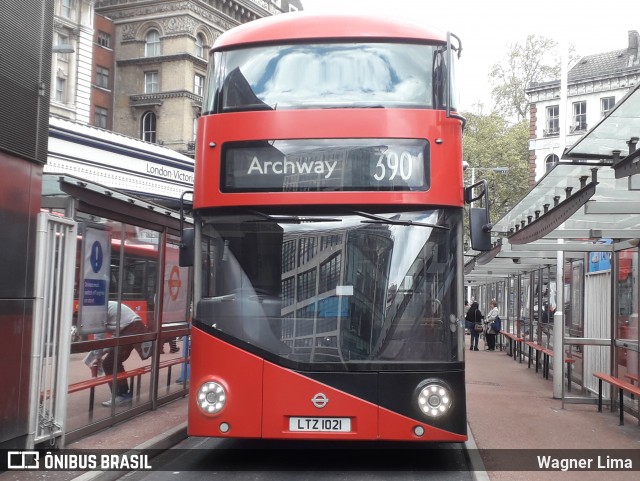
71, 422, 188, 481
464, 423, 490, 481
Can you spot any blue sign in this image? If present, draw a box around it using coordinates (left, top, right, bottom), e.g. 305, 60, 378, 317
589, 239, 612, 273
79, 227, 111, 335
83, 279, 107, 306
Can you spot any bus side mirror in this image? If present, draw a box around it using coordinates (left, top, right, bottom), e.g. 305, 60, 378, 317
469, 207, 492, 251
465, 180, 492, 252
179, 227, 194, 267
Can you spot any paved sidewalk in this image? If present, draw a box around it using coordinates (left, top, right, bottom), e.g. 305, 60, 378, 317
465, 342, 640, 480
0, 397, 188, 481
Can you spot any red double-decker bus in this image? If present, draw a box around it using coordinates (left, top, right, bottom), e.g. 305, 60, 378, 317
185, 12, 476, 442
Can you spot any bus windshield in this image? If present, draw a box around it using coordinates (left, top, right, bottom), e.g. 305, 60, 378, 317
195, 209, 463, 368
204, 43, 442, 113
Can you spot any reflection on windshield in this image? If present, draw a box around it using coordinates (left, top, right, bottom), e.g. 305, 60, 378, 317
208, 43, 435, 112
196, 210, 462, 367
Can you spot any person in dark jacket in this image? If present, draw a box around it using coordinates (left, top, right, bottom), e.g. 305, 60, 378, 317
465, 301, 483, 351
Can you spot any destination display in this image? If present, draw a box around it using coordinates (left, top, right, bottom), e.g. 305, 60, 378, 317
221, 139, 429, 192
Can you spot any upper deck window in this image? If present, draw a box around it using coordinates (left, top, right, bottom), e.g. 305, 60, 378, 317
204, 42, 442, 114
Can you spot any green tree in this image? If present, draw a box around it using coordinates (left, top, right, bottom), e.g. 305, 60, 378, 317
462, 112, 529, 225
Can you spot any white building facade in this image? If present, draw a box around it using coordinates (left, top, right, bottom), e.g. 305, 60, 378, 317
527, 30, 640, 185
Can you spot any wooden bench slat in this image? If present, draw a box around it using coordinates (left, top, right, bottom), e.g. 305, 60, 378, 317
594, 372, 640, 396
68, 357, 189, 394
593, 371, 640, 426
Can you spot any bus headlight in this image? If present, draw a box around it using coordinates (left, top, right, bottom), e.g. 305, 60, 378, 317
416, 380, 452, 418
197, 381, 227, 415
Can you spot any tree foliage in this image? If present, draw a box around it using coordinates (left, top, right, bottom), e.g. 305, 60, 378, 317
462, 112, 530, 225
489, 35, 561, 122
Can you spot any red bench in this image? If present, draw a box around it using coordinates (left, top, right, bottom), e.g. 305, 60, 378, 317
500, 331, 523, 362
593, 372, 640, 425
542, 348, 575, 391
519, 342, 576, 391
68, 357, 189, 415
524, 341, 545, 373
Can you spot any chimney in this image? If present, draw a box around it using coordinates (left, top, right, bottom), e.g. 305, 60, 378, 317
629, 30, 639, 66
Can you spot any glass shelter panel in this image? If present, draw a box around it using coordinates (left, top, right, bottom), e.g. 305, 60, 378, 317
68, 217, 162, 425
615, 249, 638, 394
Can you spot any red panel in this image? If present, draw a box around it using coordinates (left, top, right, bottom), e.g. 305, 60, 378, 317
189, 330, 467, 442
188, 328, 264, 438
378, 407, 467, 442
262, 361, 379, 440
214, 13, 446, 50
194, 109, 463, 209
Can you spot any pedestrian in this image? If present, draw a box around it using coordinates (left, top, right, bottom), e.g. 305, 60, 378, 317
463, 300, 471, 334
485, 299, 500, 351
101, 301, 148, 407
465, 301, 483, 351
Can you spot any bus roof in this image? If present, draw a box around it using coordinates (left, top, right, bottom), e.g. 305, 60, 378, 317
213, 12, 448, 51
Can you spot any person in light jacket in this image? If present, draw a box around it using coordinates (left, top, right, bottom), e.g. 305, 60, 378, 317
485, 299, 500, 351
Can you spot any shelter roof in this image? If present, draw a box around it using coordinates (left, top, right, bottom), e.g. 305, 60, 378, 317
464, 83, 640, 285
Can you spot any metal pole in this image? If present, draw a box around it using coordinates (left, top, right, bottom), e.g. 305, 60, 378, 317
553, 243, 564, 399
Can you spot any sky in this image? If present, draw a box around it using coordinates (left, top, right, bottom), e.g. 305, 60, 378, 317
300, 0, 639, 112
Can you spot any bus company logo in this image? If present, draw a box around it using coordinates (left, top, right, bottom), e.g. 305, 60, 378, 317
168, 266, 182, 301
311, 393, 329, 408
7, 451, 39, 469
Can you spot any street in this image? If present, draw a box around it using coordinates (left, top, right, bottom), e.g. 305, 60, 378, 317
120, 436, 476, 481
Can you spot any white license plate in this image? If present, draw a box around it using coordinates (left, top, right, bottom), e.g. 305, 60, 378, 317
289, 417, 351, 432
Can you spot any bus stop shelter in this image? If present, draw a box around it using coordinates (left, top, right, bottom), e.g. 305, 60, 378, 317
464, 82, 640, 414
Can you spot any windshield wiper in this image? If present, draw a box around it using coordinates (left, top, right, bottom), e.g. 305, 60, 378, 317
244, 209, 341, 224
349, 210, 450, 230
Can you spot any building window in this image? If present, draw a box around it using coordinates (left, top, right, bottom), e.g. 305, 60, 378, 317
289, 4, 299, 11
321, 234, 341, 250
195, 33, 205, 58
61, 0, 73, 18
141, 111, 157, 143
94, 107, 108, 129
319, 254, 341, 293
572, 101, 587, 132
601, 96, 615, 117
194, 74, 204, 96
144, 71, 159, 93
544, 105, 559, 136
97, 31, 111, 48
282, 240, 296, 272
145, 30, 161, 57
545, 154, 559, 173
96, 66, 110, 89
56, 32, 70, 61
55, 76, 66, 103
282, 277, 295, 307
297, 268, 317, 302
298, 236, 317, 267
